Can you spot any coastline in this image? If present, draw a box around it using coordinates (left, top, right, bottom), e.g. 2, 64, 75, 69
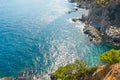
0, 0, 120, 80
70, 0, 120, 47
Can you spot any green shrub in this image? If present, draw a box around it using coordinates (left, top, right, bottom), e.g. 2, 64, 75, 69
53, 60, 96, 80
100, 49, 120, 64
94, 0, 112, 7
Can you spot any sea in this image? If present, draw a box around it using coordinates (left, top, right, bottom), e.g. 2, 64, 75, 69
0, 0, 112, 78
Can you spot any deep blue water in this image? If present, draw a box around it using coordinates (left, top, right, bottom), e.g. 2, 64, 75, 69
0, 0, 112, 77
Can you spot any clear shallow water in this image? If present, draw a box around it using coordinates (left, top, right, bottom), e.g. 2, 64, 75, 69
0, 0, 112, 77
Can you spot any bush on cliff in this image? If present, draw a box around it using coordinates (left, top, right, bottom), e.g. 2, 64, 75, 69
52, 60, 96, 80
75, 0, 113, 7
100, 49, 120, 64
94, 0, 112, 7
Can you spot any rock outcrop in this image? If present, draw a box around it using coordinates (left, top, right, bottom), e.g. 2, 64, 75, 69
105, 26, 120, 46
93, 63, 120, 80
76, 0, 120, 46
89, 1, 120, 46
93, 65, 110, 80
83, 25, 102, 43
69, 0, 120, 46
105, 63, 120, 80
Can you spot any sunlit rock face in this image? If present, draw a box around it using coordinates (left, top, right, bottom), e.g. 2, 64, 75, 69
82, 0, 120, 46
93, 65, 110, 80
93, 63, 120, 80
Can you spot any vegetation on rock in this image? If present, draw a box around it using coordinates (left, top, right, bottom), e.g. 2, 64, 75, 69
100, 49, 120, 64
94, 0, 112, 7
52, 49, 120, 80
75, 0, 113, 7
52, 60, 96, 80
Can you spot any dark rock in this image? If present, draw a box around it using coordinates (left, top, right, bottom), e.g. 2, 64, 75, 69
67, 0, 75, 3
71, 18, 80, 22
84, 29, 91, 34
83, 25, 102, 43
76, 2, 90, 9
83, 0, 120, 46
50, 74, 55, 80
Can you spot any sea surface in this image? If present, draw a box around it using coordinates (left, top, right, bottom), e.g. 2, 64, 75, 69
0, 0, 112, 77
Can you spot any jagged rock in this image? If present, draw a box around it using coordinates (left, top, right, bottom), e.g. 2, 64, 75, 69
105, 26, 120, 46
71, 18, 80, 22
93, 63, 120, 80
80, 14, 88, 22
93, 65, 110, 80
83, 25, 102, 43
81, 0, 120, 46
76, 2, 90, 9
104, 63, 120, 80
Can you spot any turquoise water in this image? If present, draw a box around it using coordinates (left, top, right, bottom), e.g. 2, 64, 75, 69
0, 0, 112, 77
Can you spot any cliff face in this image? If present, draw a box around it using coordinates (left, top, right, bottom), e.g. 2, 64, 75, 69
70, 0, 120, 46
84, 0, 120, 46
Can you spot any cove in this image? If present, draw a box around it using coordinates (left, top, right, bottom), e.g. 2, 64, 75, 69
0, 0, 112, 77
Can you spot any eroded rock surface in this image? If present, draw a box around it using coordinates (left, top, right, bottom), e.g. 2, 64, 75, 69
83, 25, 102, 43
93, 63, 120, 80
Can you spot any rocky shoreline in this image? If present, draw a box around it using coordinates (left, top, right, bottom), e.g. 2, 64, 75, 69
1, 0, 120, 80
83, 25, 102, 43
70, 0, 120, 47
51, 1, 120, 80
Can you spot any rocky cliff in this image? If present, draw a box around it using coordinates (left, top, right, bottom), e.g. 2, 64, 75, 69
72, 0, 120, 47
86, 0, 120, 46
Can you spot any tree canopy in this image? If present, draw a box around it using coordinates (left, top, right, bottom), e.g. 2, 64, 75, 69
53, 60, 96, 80
100, 49, 120, 64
